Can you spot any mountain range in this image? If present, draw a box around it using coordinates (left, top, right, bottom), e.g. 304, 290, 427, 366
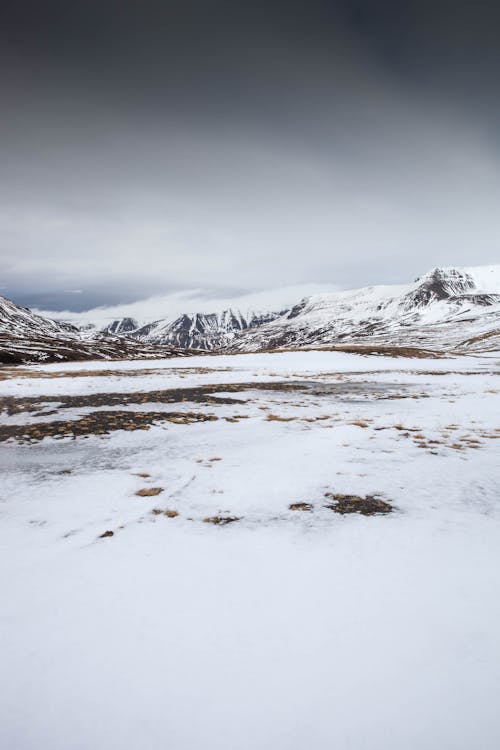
0, 298, 191, 365
1, 264, 499, 363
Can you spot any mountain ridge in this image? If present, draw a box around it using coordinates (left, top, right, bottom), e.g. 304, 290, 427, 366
2, 264, 500, 363
130, 309, 287, 351
226, 265, 500, 353
0, 296, 192, 364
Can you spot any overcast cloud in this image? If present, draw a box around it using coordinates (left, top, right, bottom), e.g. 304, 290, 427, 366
1, 1, 500, 313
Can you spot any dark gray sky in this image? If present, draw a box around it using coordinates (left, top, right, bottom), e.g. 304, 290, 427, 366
2, 0, 500, 311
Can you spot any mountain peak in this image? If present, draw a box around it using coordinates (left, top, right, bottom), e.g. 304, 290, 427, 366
103, 318, 140, 335
132, 308, 287, 350
404, 267, 476, 309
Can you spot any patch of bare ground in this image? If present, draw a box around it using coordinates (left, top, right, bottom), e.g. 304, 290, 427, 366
98, 530, 114, 538
0, 364, 235, 384
0, 367, 28, 381
458, 328, 500, 350
325, 493, 393, 515
203, 515, 241, 525
480, 429, 500, 439
135, 487, 163, 497
266, 414, 296, 422
289, 502, 313, 511
0, 380, 422, 420
303, 415, 331, 423
151, 508, 179, 518
0, 410, 218, 443
267, 344, 444, 358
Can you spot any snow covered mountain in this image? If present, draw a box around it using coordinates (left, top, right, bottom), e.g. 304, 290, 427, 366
2, 265, 500, 363
102, 318, 140, 335
132, 309, 286, 351
0, 295, 78, 339
228, 266, 500, 354
0, 296, 190, 364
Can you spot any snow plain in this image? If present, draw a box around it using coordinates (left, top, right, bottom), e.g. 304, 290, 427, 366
1, 350, 500, 750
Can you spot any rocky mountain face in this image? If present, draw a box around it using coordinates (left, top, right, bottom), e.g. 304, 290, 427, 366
2, 265, 500, 363
103, 318, 140, 335
132, 309, 285, 351
121, 265, 499, 355
227, 266, 500, 354
0, 297, 190, 364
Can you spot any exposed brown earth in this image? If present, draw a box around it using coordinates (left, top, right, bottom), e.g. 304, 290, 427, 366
151, 508, 179, 517
0, 365, 234, 381
0, 379, 423, 445
0, 410, 218, 443
136, 487, 164, 497
325, 493, 393, 515
203, 515, 241, 525
268, 344, 445, 358
0, 380, 420, 419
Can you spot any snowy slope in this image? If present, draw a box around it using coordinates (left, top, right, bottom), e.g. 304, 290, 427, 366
0, 295, 190, 364
132, 308, 286, 351
0, 295, 79, 339
108, 265, 500, 354
102, 317, 140, 335
229, 265, 500, 353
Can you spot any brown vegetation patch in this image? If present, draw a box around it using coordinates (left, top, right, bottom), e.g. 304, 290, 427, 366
289, 502, 313, 511
0, 409, 218, 443
0, 375, 452, 446
325, 493, 393, 516
136, 487, 163, 497
151, 508, 179, 518
203, 515, 241, 525
268, 344, 443, 359
459, 328, 500, 349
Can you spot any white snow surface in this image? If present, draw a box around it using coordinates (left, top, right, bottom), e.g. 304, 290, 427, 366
1, 349, 500, 749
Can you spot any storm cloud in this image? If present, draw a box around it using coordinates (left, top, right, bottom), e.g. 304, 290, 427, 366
1, 1, 500, 311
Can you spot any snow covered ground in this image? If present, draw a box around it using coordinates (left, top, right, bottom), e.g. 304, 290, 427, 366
1, 350, 500, 749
